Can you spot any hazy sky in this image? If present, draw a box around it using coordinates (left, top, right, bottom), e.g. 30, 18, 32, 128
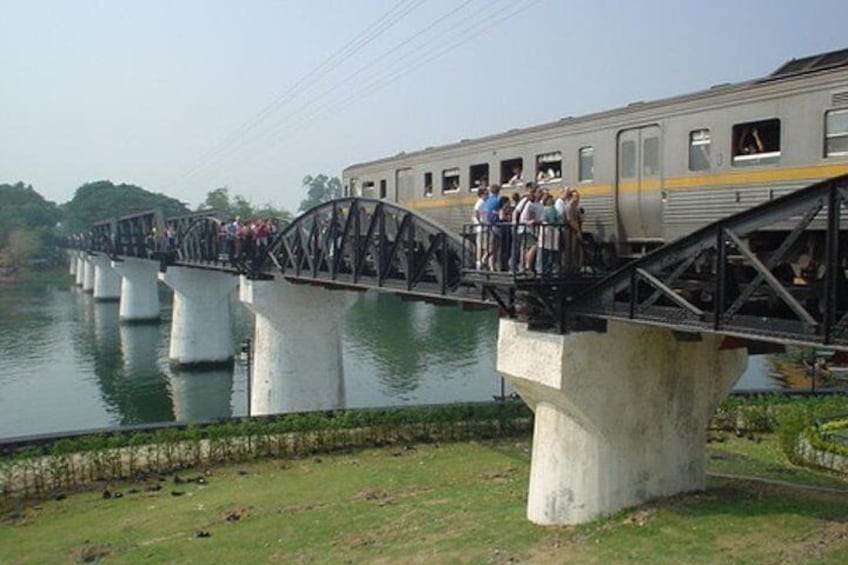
2, 0, 847, 211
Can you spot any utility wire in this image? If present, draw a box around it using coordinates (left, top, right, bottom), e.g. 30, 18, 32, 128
194, 0, 532, 171
227, 0, 543, 165
176, 0, 427, 182
192, 0, 481, 169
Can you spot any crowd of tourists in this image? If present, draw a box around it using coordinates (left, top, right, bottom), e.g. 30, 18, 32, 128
471, 180, 585, 276
215, 217, 278, 264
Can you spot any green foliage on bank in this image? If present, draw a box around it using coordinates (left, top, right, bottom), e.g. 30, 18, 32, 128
5, 395, 848, 503
711, 393, 848, 467
0, 182, 61, 274
61, 180, 189, 233
0, 402, 532, 499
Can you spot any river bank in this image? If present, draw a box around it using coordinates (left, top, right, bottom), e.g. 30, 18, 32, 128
2, 433, 847, 563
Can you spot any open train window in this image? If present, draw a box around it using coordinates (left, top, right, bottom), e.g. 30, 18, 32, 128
732, 119, 781, 166
825, 109, 848, 157
535, 152, 562, 183
424, 172, 433, 197
362, 181, 375, 194
379, 179, 387, 199
469, 163, 489, 190
689, 129, 711, 171
442, 168, 460, 192
500, 158, 524, 186
578, 146, 594, 182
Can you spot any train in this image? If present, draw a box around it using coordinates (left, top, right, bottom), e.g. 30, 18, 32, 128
342, 47, 848, 271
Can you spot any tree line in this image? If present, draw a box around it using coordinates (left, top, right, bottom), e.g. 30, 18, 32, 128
0, 175, 341, 278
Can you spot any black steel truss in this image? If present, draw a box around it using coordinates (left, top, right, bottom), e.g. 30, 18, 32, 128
565, 174, 848, 349
67, 174, 848, 352
260, 198, 487, 303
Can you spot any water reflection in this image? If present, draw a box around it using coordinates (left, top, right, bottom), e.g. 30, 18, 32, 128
11, 279, 843, 439
343, 292, 498, 399
92, 302, 174, 425
168, 369, 234, 422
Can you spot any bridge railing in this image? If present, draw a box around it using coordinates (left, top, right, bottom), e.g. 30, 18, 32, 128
565, 174, 848, 348
459, 222, 607, 279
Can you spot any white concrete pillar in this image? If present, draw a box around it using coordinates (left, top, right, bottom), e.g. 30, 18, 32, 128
239, 277, 351, 415
159, 266, 238, 367
89, 254, 122, 301
68, 250, 78, 277
81, 255, 95, 293
74, 252, 86, 286
497, 319, 748, 525
112, 258, 161, 323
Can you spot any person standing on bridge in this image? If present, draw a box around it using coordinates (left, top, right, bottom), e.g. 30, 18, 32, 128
472, 186, 488, 269
483, 185, 502, 270
518, 184, 543, 275
564, 190, 584, 271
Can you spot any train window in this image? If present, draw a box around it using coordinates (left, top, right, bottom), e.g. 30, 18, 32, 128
442, 168, 460, 192
732, 119, 781, 166
689, 129, 711, 171
620, 140, 637, 179
536, 152, 562, 183
500, 158, 524, 186
469, 163, 489, 190
362, 181, 375, 194
424, 172, 433, 197
825, 109, 848, 157
578, 146, 594, 182
642, 136, 659, 176
379, 179, 387, 199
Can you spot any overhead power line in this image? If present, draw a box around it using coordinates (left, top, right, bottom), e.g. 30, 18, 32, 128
176, 0, 427, 183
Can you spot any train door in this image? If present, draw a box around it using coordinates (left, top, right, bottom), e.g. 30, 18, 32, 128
616, 125, 663, 242
395, 168, 414, 204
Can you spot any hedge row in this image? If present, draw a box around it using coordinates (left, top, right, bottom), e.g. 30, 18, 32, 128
0, 401, 532, 500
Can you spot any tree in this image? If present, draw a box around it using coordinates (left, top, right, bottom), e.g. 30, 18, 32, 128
61, 180, 189, 233
0, 182, 60, 241
198, 187, 292, 224
6, 228, 42, 269
254, 202, 293, 226
298, 174, 342, 213
198, 187, 232, 212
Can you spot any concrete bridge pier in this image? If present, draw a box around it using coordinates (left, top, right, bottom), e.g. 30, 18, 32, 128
497, 319, 748, 525
74, 251, 85, 286
112, 258, 161, 323
239, 277, 351, 415
89, 254, 122, 301
81, 254, 95, 293
68, 250, 78, 278
159, 266, 238, 367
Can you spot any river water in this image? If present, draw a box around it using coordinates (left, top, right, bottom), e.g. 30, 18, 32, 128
0, 279, 808, 440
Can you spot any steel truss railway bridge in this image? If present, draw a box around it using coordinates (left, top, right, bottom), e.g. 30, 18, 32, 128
72, 173, 848, 352
65, 173, 848, 525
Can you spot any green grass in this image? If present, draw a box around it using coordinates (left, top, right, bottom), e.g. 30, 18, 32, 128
2, 436, 848, 563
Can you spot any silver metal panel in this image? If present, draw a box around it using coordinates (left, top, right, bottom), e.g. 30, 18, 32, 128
640, 125, 663, 239
617, 125, 664, 241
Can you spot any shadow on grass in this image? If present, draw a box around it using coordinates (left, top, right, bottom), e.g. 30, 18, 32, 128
659, 476, 848, 524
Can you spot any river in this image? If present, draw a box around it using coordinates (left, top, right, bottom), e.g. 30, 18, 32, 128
0, 279, 815, 440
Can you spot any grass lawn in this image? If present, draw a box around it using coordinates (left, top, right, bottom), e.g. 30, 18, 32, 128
2, 434, 848, 563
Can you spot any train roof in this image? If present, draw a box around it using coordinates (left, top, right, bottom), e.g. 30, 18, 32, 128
767, 47, 848, 79
344, 47, 848, 172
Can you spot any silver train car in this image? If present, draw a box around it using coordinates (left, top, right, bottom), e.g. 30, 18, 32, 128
342, 48, 848, 263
